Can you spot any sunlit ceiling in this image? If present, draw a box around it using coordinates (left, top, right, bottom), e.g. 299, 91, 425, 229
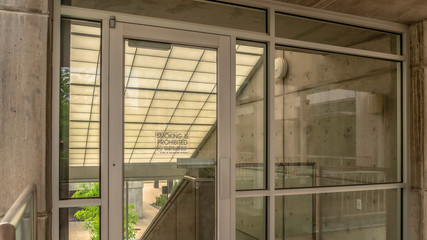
66, 21, 264, 166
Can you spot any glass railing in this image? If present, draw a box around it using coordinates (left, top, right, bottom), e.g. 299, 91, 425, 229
141, 176, 214, 240
0, 184, 37, 240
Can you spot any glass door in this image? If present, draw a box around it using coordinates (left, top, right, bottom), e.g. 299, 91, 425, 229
109, 23, 232, 240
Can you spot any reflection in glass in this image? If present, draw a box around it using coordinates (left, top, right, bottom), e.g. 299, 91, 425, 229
235, 41, 267, 190
275, 46, 399, 188
275, 189, 400, 240
275, 13, 401, 54
59, 206, 100, 240
236, 197, 266, 240
123, 40, 217, 239
59, 18, 101, 199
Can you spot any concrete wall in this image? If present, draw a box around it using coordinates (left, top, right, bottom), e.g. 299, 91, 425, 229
0, 0, 51, 239
410, 20, 427, 240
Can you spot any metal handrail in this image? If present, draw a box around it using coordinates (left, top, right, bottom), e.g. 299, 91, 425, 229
0, 184, 37, 240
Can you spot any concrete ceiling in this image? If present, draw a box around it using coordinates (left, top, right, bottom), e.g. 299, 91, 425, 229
272, 0, 427, 25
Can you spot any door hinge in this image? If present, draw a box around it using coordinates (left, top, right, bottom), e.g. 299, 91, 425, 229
109, 16, 116, 28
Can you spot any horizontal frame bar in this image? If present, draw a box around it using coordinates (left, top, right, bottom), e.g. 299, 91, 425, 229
236, 183, 405, 198
275, 37, 406, 61
58, 198, 102, 208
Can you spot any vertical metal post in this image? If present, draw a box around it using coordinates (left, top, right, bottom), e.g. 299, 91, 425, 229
125, 180, 129, 240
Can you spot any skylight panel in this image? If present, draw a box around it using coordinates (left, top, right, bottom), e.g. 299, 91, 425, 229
135, 142, 156, 148
70, 85, 100, 96
162, 70, 193, 81
126, 78, 159, 89
124, 114, 146, 123
189, 131, 210, 138
147, 108, 175, 116
189, 125, 213, 131
146, 115, 171, 123
191, 72, 216, 83
142, 124, 168, 131
70, 121, 90, 129
132, 55, 168, 68
170, 116, 197, 124
124, 106, 149, 116
71, 35, 100, 50
70, 95, 100, 105
71, 49, 99, 63
165, 125, 191, 131
236, 45, 264, 55
124, 129, 140, 137
126, 66, 163, 79
177, 101, 205, 109
71, 24, 101, 36
203, 102, 216, 110
198, 109, 216, 118
170, 46, 204, 60
200, 50, 216, 62
236, 65, 253, 76
154, 91, 183, 100
186, 82, 215, 93
166, 59, 198, 71
157, 80, 187, 91
70, 61, 99, 75
151, 99, 179, 109
194, 117, 216, 125
125, 89, 155, 99
70, 73, 99, 85
181, 93, 209, 102
195, 61, 216, 73
174, 109, 199, 117
236, 54, 260, 66
125, 98, 152, 108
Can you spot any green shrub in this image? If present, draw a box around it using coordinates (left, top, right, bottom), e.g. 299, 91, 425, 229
71, 183, 138, 240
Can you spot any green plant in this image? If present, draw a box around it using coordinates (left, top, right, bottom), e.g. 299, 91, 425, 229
154, 194, 168, 207
153, 181, 179, 208
71, 183, 139, 240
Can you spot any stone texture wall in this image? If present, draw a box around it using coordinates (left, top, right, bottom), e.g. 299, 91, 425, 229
0, 0, 51, 239
410, 20, 427, 240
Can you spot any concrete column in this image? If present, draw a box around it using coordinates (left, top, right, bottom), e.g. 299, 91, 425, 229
0, 0, 51, 239
410, 21, 427, 240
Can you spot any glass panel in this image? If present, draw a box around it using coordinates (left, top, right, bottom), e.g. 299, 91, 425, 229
236, 41, 267, 190
275, 189, 400, 240
275, 46, 399, 189
124, 39, 217, 239
14, 195, 35, 240
275, 12, 401, 55
62, 0, 267, 33
60, 18, 101, 199
59, 206, 100, 240
236, 197, 266, 240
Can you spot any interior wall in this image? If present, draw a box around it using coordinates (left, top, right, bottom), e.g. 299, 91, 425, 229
0, 0, 51, 239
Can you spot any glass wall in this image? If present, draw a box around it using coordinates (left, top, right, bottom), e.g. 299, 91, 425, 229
275, 189, 400, 240
235, 41, 267, 190
275, 46, 400, 189
236, 197, 267, 240
275, 12, 401, 54
59, 18, 101, 199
